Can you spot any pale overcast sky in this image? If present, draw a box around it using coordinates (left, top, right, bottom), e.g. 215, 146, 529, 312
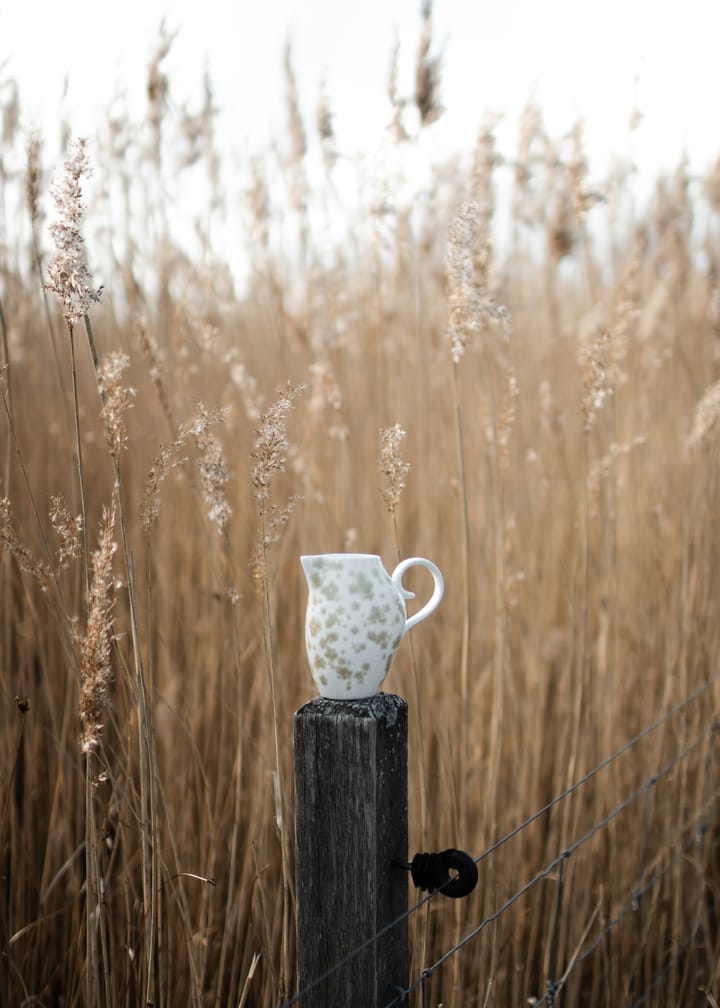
2, 0, 719, 178
2, 0, 719, 290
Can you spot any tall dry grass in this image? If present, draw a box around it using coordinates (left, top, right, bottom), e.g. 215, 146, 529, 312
2, 23, 720, 1007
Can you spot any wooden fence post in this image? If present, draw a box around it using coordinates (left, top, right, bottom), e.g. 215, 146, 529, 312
293, 693, 408, 1007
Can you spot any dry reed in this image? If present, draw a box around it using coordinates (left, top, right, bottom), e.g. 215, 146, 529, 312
0, 33, 719, 1008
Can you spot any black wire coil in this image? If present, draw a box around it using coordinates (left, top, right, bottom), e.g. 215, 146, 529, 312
397, 849, 479, 899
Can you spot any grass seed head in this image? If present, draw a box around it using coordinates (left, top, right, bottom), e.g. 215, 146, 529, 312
251, 385, 303, 582
251, 384, 303, 507
0, 498, 50, 586
415, 0, 443, 127
186, 404, 232, 532
25, 131, 42, 227
688, 379, 720, 449
379, 424, 410, 513
45, 137, 102, 328
49, 494, 83, 568
80, 504, 117, 753
98, 351, 134, 457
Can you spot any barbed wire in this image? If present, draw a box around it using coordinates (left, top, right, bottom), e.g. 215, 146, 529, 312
382, 719, 718, 1006
282, 672, 720, 1008
472, 672, 720, 871
536, 724, 719, 1007
531, 791, 718, 1005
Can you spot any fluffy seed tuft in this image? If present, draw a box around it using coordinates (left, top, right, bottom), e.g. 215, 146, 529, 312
98, 351, 134, 457
688, 379, 720, 449
49, 494, 83, 568
79, 505, 117, 754
45, 138, 102, 328
251, 385, 303, 505
379, 424, 410, 513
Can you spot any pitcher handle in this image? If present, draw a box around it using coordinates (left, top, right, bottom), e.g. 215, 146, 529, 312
392, 557, 444, 634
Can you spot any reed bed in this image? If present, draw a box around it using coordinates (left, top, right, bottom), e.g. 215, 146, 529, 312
1, 24, 720, 1007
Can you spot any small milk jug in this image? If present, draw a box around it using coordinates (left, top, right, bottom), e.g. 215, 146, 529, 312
300, 554, 444, 699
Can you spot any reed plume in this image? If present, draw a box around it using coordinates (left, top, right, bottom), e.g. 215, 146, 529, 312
379, 423, 410, 514
688, 378, 720, 448
79, 504, 116, 753
45, 138, 102, 328
49, 493, 82, 569
415, 0, 443, 126
98, 350, 134, 457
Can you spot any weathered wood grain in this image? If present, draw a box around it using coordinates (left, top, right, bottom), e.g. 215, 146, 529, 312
294, 693, 408, 1007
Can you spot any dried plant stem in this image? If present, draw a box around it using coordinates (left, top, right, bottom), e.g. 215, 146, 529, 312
210, 532, 247, 1008
388, 507, 432, 988
488, 496, 506, 833
0, 301, 10, 691
119, 468, 159, 1005
153, 765, 203, 1006
561, 429, 591, 852
83, 312, 160, 1006
68, 326, 90, 600
482, 350, 509, 840
237, 952, 262, 1008
66, 320, 101, 1007
0, 302, 10, 695
0, 713, 26, 883
30, 218, 72, 438
451, 360, 470, 840
128, 509, 158, 1000
213, 604, 244, 1008
1, 298, 10, 496
449, 359, 475, 1008
379, 422, 427, 841
85, 759, 100, 1007
84, 751, 113, 1008
250, 384, 301, 1001
389, 507, 428, 846
257, 522, 291, 1001
78, 502, 119, 1001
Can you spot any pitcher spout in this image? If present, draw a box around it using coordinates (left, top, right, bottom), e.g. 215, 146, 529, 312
300, 555, 316, 583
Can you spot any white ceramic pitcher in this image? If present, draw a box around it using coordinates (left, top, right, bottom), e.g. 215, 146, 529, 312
300, 553, 444, 699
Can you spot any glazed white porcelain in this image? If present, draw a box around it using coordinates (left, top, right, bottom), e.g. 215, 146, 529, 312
301, 553, 444, 699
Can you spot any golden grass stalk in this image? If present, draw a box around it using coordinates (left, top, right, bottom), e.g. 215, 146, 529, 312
251, 383, 303, 1002
79, 503, 116, 755
444, 203, 481, 835
79, 505, 116, 1007
87, 310, 162, 1006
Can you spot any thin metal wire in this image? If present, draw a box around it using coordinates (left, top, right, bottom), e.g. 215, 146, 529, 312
282, 887, 437, 1007
546, 851, 567, 1005
283, 674, 720, 1008
383, 721, 718, 1007
420, 969, 431, 1008
472, 675, 720, 872
628, 783, 654, 1001
530, 790, 719, 1006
